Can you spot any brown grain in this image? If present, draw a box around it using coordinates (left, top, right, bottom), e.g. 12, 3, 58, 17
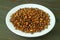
10, 8, 50, 33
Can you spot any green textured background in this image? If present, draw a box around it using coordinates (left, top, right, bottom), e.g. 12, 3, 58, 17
0, 0, 60, 40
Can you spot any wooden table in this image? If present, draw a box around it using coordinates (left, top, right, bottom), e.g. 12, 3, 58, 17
0, 0, 60, 40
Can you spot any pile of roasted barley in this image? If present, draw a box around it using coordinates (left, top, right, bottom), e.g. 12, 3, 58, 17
10, 8, 50, 33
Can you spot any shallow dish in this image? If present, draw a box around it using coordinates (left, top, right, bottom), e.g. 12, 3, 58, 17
6, 4, 55, 37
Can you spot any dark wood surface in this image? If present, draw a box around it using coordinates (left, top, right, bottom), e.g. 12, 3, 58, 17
0, 0, 60, 40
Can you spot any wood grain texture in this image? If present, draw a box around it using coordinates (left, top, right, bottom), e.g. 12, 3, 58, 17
0, 0, 60, 40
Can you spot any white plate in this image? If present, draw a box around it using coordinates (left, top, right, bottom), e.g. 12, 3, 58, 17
6, 4, 55, 37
